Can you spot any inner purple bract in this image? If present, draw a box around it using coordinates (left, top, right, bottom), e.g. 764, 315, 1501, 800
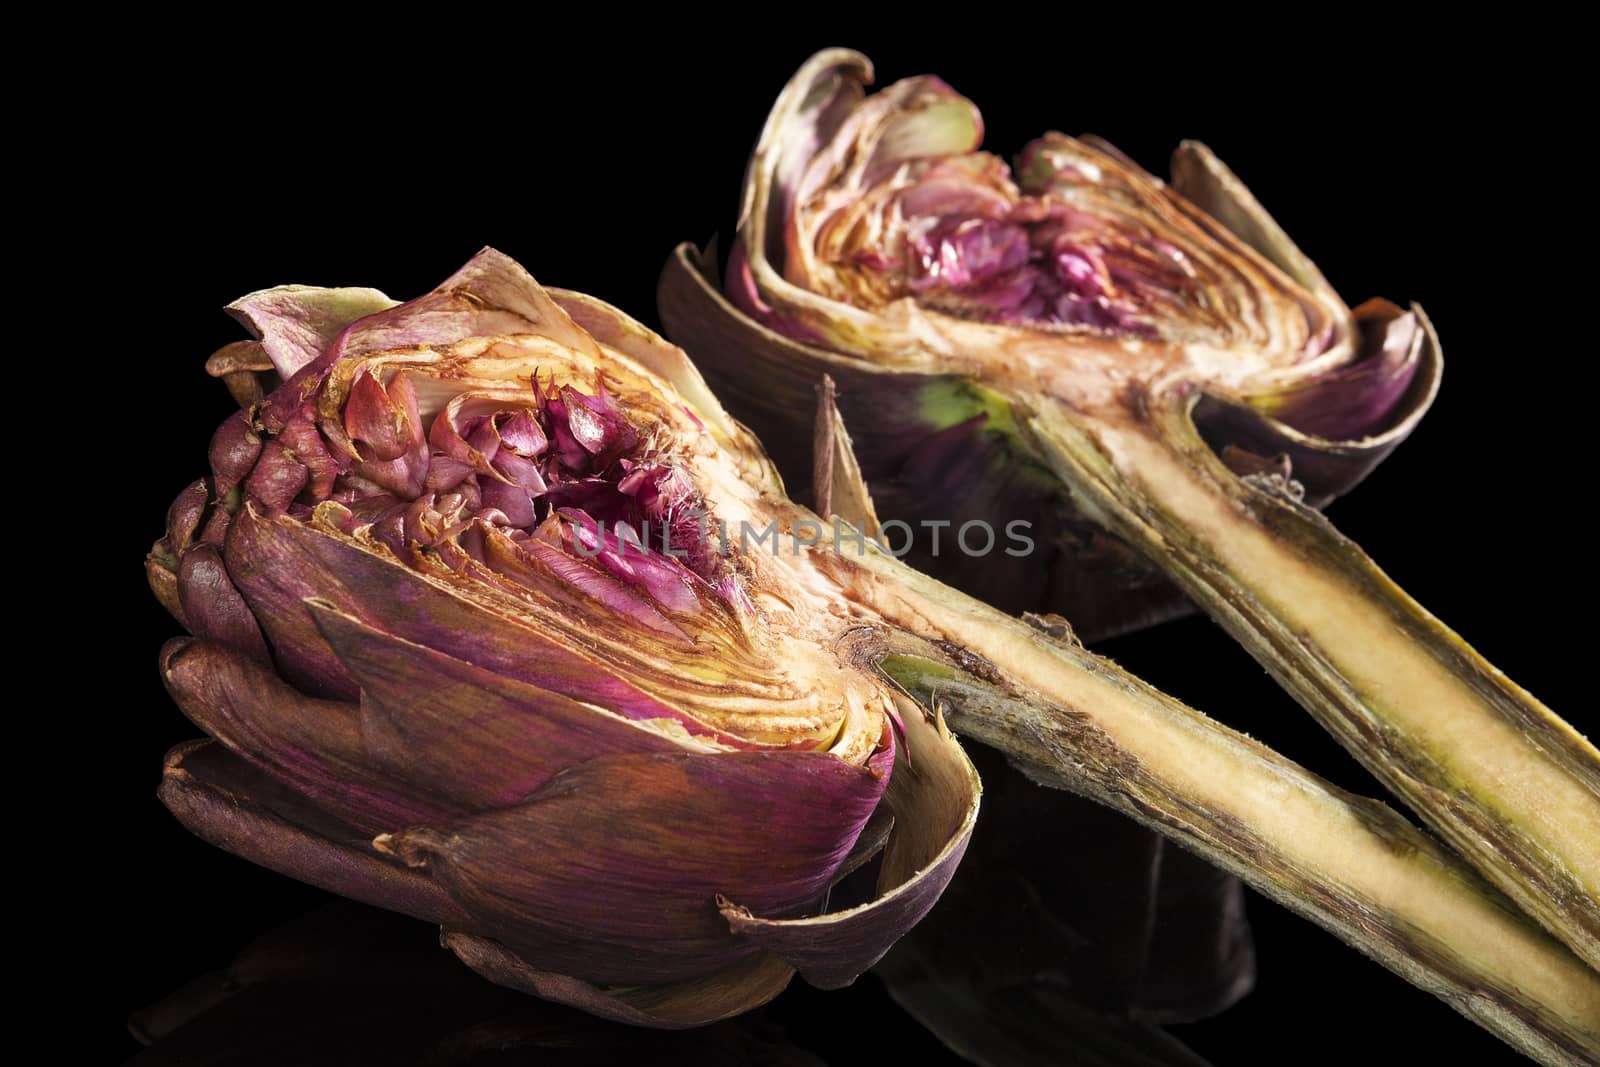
902, 210, 1154, 333
831, 166, 1164, 337
228, 372, 738, 636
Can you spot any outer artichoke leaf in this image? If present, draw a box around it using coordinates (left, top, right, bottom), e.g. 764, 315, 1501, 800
227, 284, 397, 379
1191, 299, 1442, 504
221, 505, 362, 700
1164, 144, 1444, 488
378, 743, 893, 986
1166, 139, 1339, 303
663, 242, 935, 483
160, 480, 210, 561
204, 339, 274, 375
718, 691, 979, 990
161, 639, 441, 831
175, 542, 271, 664
1258, 302, 1426, 440
145, 555, 183, 627
159, 740, 467, 928
307, 600, 695, 813
441, 931, 797, 1030
224, 504, 685, 722
741, 49, 877, 270
324, 247, 601, 367
834, 803, 896, 884
313, 249, 601, 400
1199, 300, 1440, 471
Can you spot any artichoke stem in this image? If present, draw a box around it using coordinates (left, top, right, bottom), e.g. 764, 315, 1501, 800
1022, 390, 1600, 972
839, 586, 1600, 1064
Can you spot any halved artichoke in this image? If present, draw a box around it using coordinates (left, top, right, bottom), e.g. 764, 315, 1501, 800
659, 48, 1599, 982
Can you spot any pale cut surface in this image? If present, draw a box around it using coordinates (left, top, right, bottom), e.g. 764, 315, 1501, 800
833, 546, 1600, 1065
1017, 397, 1600, 972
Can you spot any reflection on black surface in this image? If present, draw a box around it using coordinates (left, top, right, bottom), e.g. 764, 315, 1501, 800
130, 748, 1249, 1066
127, 903, 824, 1067
875, 746, 1250, 1066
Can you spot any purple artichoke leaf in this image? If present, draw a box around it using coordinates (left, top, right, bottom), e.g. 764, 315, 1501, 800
223, 504, 692, 720
162, 639, 442, 831
376, 742, 894, 986
227, 285, 397, 379
159, 740, 468, 928
440, 932, 799, 1030
719, 692, 978, 990
308, 601, 685, 812
174, 542, 272, 663
202, 339, 276, 409
1193, 300, 1442, 503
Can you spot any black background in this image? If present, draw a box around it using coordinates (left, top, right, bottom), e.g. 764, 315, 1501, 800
84, 31, 1587, 1066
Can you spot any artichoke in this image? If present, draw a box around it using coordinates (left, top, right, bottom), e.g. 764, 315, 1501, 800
659, 49, 1600, 977
148, 249, 979, 1028
149, 249, 1598, 1062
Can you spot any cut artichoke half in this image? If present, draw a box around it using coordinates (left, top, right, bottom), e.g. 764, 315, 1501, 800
660, 47, 1600, 979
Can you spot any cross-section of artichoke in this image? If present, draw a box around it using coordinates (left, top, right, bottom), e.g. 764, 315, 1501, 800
149, 249, 1597, 1062
658, 48, 1600, 983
